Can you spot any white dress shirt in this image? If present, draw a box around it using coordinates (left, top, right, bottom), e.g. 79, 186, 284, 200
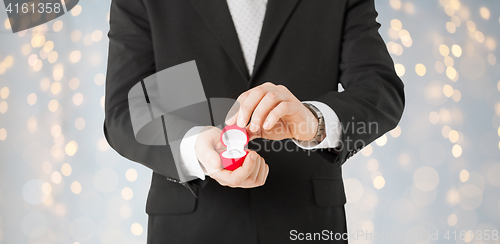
178, 0, 343, 180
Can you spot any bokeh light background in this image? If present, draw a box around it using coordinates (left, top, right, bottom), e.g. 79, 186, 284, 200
0, 0, 499, 243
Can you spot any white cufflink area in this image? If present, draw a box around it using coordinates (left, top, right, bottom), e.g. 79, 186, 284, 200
179, 126, 206, 180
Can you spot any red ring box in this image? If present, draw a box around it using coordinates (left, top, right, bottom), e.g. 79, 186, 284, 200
220, 125, 249, 171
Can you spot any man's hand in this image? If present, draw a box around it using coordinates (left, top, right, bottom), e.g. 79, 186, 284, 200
225, 82, 318, 141
195, 126, 269, 188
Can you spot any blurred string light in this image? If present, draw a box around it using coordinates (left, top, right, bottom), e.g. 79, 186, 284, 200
342, 0, 500, 241
0, 0, 151, 242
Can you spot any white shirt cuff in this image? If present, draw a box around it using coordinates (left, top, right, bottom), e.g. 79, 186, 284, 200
179, 126, 206, 180
292, 101, 342, 150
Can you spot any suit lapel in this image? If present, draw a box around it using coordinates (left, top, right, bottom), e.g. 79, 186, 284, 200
188, 0, 250, 81
188, 0, 302, 83
251, 0, 301, 81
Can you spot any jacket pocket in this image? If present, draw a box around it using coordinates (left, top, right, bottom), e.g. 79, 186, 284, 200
145, 186, 197, 215
312, 176, 347, 208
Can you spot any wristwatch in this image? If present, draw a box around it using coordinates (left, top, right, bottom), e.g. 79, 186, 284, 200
295, 102, 326, 146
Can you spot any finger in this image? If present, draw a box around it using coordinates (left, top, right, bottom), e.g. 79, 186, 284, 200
247, 129, 261, 141
249, 91, 281, 132
212, 177, 229, 187
209, 167, 241, 186
262, 102, 291, 130
227, 151, 258, 185
202, 148, 222, 170
236, 89, 252, 104
209, 150, 257, 186
214, 141, 226, 154
226, 90, 251, 125
256, 160, 269, 186
225, 98, 244, 125
237, 87, 268, 128
230, 83, 275, 127
247, 153, 262, 183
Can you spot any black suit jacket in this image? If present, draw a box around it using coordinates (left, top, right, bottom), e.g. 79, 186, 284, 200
104, 0, 405, 243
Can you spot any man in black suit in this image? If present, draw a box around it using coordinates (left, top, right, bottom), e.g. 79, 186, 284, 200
104, 0, 404, 243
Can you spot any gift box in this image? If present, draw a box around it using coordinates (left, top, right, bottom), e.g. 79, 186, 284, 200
219, 125, 249, 171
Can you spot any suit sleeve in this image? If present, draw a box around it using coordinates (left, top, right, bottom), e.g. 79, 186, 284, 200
315, 0, 405, 165
104, 0, 182, 180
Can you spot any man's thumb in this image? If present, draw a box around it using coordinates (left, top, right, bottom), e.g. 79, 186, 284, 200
209, 156, 221, 168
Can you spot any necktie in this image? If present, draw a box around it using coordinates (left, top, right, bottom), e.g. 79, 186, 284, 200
226, 0, 267, 76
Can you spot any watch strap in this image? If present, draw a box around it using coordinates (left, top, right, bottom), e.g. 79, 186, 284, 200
295, 102, 326, 146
